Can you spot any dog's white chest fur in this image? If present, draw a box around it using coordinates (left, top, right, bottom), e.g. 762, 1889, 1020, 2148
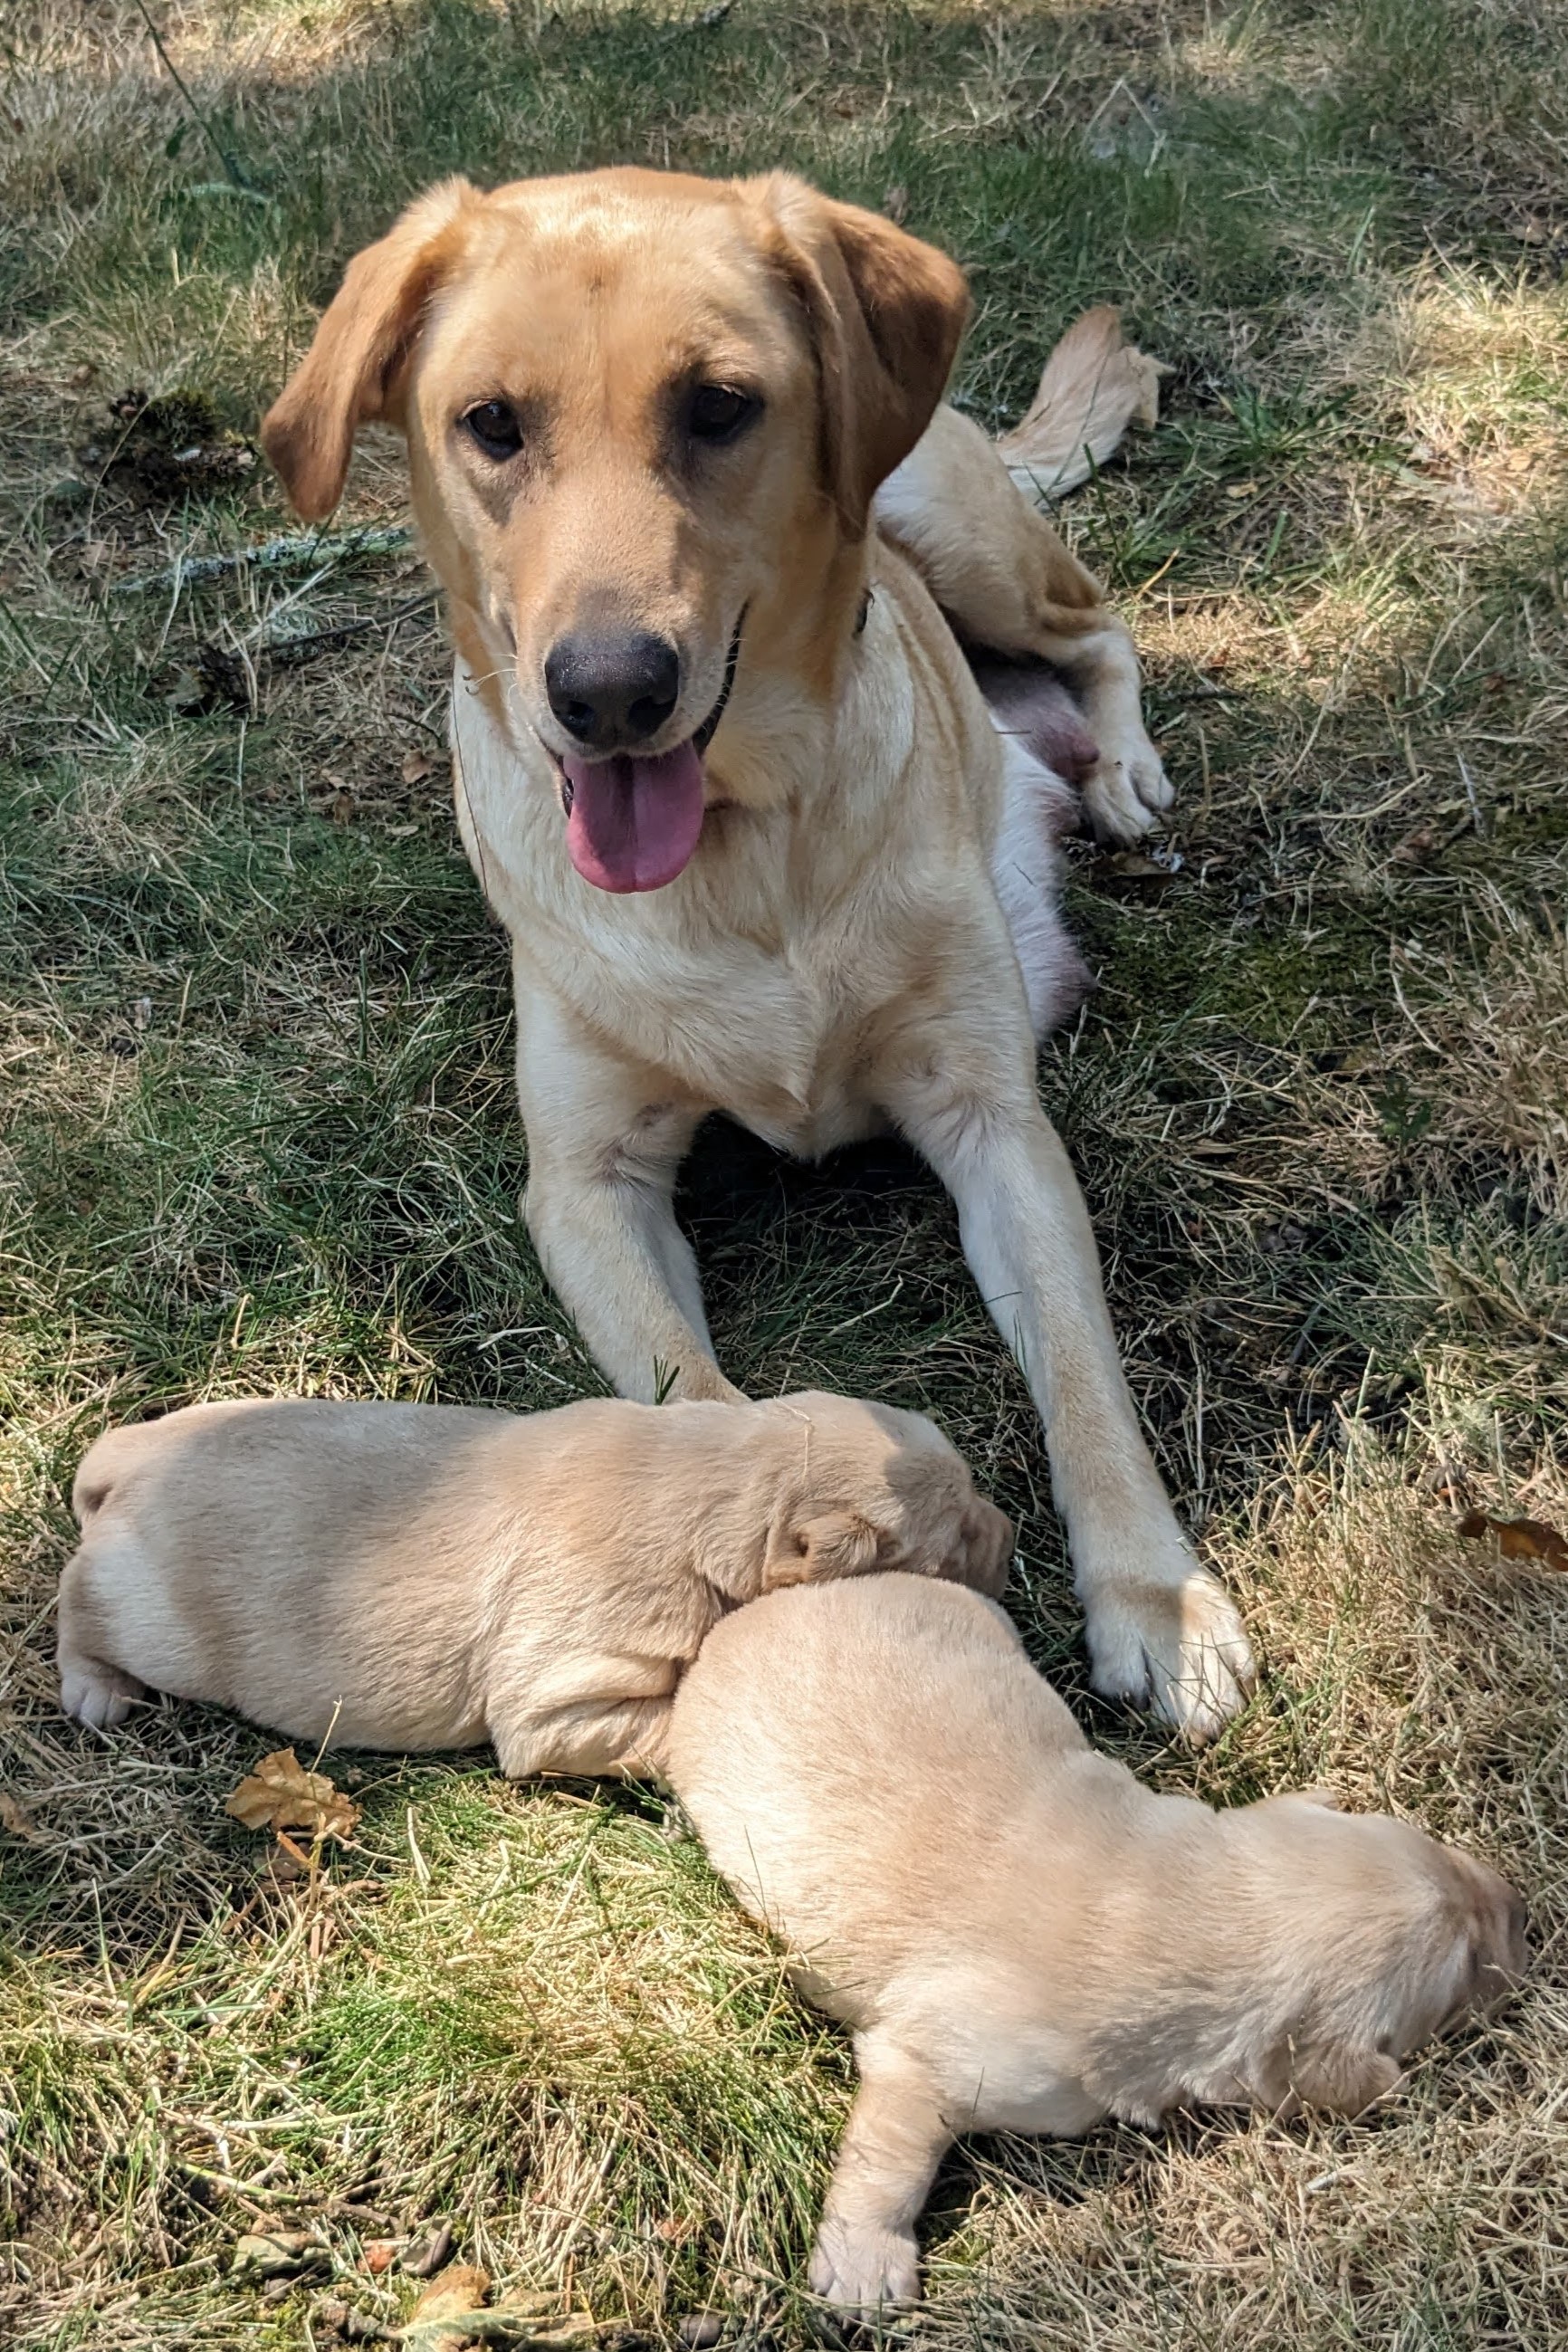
450, 655, 1023, 1154
449, 617, 1086, 1158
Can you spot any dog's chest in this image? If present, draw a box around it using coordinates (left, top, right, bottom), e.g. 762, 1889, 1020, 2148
452, 659, 992, 1155
545, 917, 892, 1154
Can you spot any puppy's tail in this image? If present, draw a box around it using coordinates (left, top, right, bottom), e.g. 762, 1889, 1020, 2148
997, 307, 1163, 502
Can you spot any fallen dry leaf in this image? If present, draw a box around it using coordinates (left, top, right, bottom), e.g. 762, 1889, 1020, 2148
1456, 1510, 1568, 1570
406, 2263, 492, 2347
401, 750, 435, 784
225, 1748, 360, 1840
0, 1793, 41, 1841
362, 2239, 399, 2275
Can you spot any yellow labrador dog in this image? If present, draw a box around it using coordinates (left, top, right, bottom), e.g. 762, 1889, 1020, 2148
56, 1391, 1011, 1777
667, 1575, 1528, 2315
263, 167, 1253, 1738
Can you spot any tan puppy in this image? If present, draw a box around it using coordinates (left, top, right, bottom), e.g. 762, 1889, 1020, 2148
261, 167, 1256, 1740
55, 1393, 1011, 1778
666, 1576, 1527, 2315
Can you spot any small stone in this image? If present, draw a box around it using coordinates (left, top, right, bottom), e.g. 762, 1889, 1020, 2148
678, 2313, 725, 2348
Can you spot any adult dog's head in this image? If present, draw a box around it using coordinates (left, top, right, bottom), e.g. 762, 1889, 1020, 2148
263, 169, 970, 892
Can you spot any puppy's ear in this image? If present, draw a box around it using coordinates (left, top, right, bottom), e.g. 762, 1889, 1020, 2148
765, 1509, 882, 1589
262, 177, 478, 521
750, 174, 971, 535
953, 1499, 1015, 1598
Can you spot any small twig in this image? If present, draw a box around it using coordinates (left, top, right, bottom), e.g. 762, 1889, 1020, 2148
253, 590, 437, 664
117, 525, 417, 597
131, 0, 255, 193
1457, 749, 1487, 837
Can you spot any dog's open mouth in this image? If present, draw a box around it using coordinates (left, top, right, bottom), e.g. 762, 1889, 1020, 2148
557, 612, 744, 894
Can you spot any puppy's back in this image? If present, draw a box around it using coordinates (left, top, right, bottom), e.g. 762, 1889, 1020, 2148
61, 1398, 521, 1740
666, 1575, 1091, 2002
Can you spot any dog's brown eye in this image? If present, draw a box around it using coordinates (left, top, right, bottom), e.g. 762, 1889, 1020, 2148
688, 384, 759, 443
463, 399, 524, 460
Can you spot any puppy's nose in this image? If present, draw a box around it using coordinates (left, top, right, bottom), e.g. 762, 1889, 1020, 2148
543, 630, 680, 751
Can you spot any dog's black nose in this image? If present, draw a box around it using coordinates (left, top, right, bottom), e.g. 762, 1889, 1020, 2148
543, 631, 681, 751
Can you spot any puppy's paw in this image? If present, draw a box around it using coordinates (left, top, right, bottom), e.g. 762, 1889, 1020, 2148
59, 1655, 144, 1730
808, 2219, 921, 2316
1086, 1566, 1255, 1745
1082, 728, 1175, 845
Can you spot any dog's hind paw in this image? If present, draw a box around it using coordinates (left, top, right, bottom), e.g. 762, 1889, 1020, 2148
59, 1654, 145, 1730
1086, 1566, 1256, 1745
808, 2219, 921, 2315
1082, 735, 1175, 844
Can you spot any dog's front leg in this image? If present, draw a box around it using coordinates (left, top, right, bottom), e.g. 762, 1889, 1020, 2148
515, 982, 739, 1405
884, 1045, 1254, 1742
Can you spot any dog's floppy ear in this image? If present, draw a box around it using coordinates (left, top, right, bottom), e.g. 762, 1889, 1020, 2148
262, 177, 479, 521
751, 174, 971, 536
764, 1508, 883, 1589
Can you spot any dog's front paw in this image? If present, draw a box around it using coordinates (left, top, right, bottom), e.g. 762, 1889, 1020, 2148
1085, 1566, 1255, 1744
1082, 729, 1175, 845
808, 2218, 921, 2316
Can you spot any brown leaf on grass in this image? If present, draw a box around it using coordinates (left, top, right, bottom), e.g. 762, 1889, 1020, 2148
405, 2263, 492, 2347
0, 1793, 41, 1841
401, 750, 436, 784
1456, 1510, 1568, 1569
225, 1748, 360, 1840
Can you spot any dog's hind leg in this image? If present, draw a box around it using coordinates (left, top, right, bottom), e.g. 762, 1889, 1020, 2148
875, 311, 1171, 844
808, 2035, 952, 2314
989, 729, 1094, 1043
57, 1550, 146, 1729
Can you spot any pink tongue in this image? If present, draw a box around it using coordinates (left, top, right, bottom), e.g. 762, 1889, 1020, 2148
563, 741, 706, 893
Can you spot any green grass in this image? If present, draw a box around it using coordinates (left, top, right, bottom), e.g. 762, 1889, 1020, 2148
3, 0, 1567, 2344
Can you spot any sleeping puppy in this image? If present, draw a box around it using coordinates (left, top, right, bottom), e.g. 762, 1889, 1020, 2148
665, 1575, 1527, 2315
55, 1392, 1012, 1780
